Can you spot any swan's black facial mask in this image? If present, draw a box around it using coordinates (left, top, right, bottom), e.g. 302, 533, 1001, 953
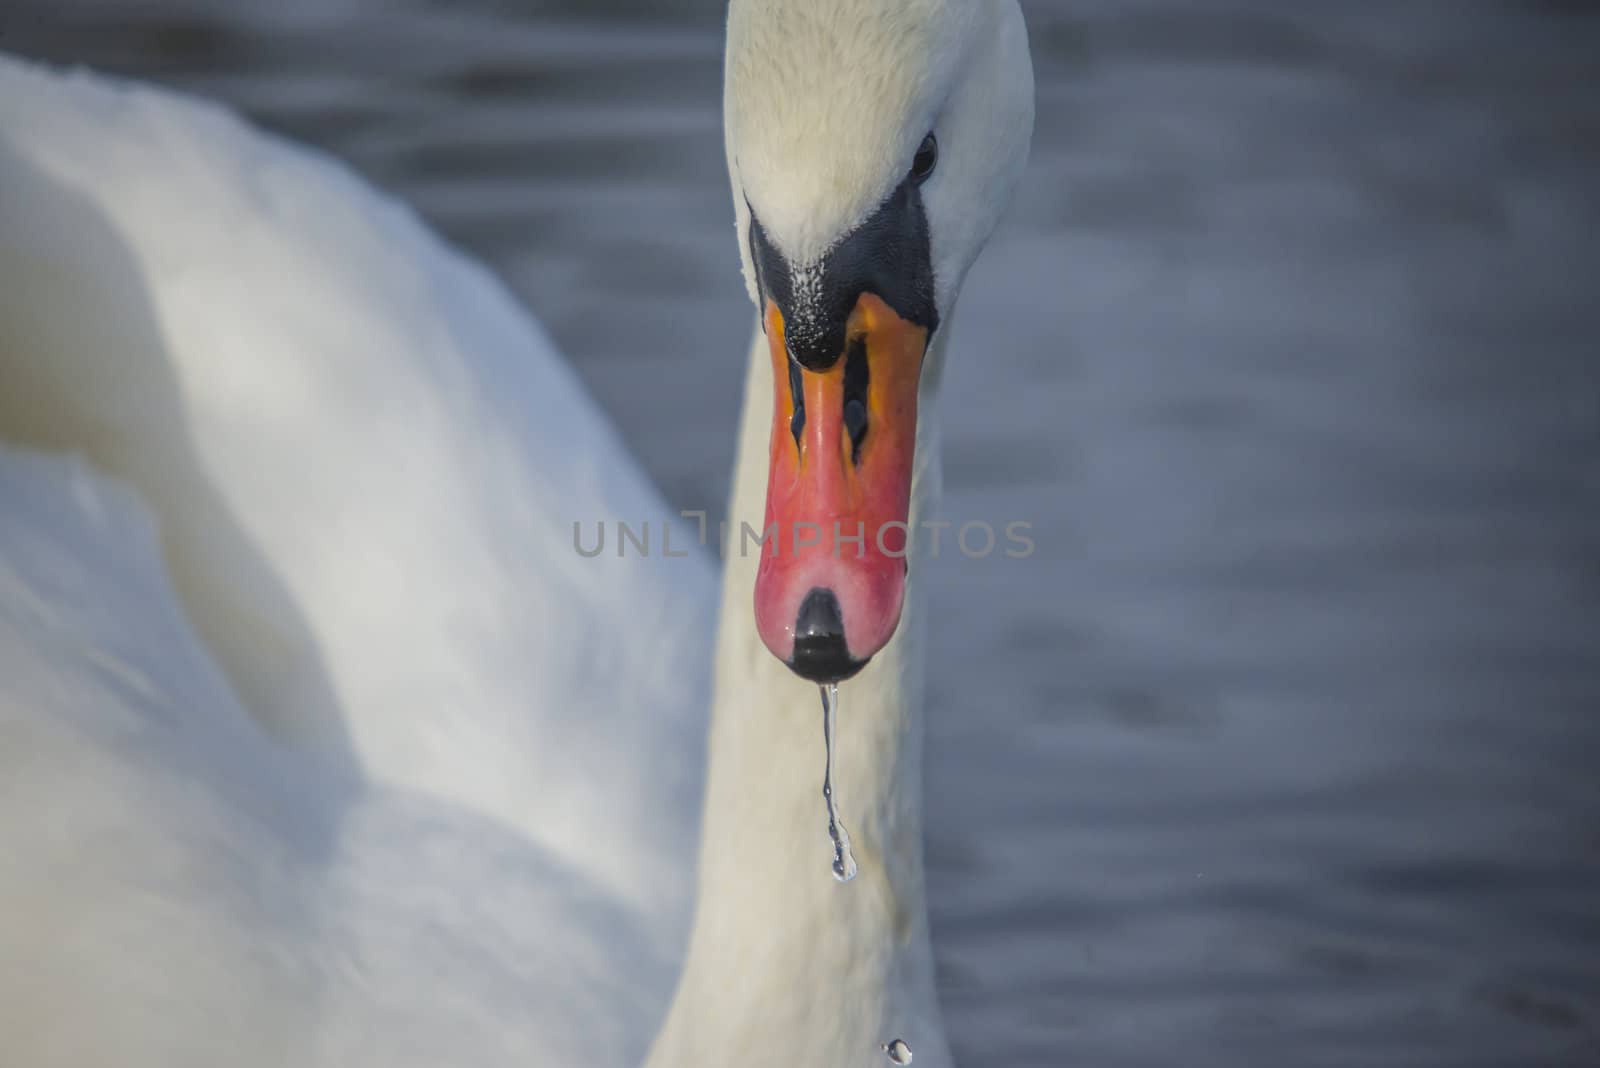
746, 174, 939, 372
745, 175, 941, 682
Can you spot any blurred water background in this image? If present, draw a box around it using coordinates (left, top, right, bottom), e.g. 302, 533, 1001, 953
5, 1, 1599, 1063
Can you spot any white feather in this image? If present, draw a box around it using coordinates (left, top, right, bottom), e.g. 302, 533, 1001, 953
0, 0, 1034, 1060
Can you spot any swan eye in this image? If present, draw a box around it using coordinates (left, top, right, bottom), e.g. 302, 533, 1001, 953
910, 133, 938, 184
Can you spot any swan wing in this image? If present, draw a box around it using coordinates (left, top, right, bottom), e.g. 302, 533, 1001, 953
0, 54, 713, 945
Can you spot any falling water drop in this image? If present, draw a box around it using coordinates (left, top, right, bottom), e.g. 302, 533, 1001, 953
819, 682, 858, 883
882, 1038, 913, 1064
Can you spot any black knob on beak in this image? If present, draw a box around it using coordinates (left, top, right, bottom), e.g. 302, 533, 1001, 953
788, 587, 868, 683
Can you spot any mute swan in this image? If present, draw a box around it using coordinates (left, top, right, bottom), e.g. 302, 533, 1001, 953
0, 1, 1033, 1065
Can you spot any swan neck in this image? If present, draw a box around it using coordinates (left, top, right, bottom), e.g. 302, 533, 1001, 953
647, 319, 950, 1067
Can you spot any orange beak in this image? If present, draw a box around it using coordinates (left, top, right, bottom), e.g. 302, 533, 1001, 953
753, 292, 928, 680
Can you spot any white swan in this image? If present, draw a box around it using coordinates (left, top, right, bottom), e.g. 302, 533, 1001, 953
0, 1, 1033, 1065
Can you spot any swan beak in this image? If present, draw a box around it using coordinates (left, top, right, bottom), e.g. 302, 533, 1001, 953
753, 293, 926, 682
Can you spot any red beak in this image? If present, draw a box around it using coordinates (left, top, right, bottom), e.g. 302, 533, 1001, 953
753, 293, 928, 681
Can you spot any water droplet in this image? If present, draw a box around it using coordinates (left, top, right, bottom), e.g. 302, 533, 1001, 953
819, 683, 857, 883
882, 1038, 913, 1064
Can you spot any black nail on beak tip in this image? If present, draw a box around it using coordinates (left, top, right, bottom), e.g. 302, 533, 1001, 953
788, 587, 868, 683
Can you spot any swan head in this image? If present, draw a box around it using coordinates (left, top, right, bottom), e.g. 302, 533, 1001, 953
725, 0, 1034, 681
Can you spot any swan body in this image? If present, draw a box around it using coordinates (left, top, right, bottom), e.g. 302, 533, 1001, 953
0, 0, 1033, 1062
0, 53, 711, 930
0, 53, 706, 1065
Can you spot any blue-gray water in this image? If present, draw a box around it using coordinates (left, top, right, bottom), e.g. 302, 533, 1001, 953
7, 1, 1599, 1063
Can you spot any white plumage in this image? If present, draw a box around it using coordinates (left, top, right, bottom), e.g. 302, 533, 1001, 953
0, 1, 1033, 1062
0, 53, 706, 1066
